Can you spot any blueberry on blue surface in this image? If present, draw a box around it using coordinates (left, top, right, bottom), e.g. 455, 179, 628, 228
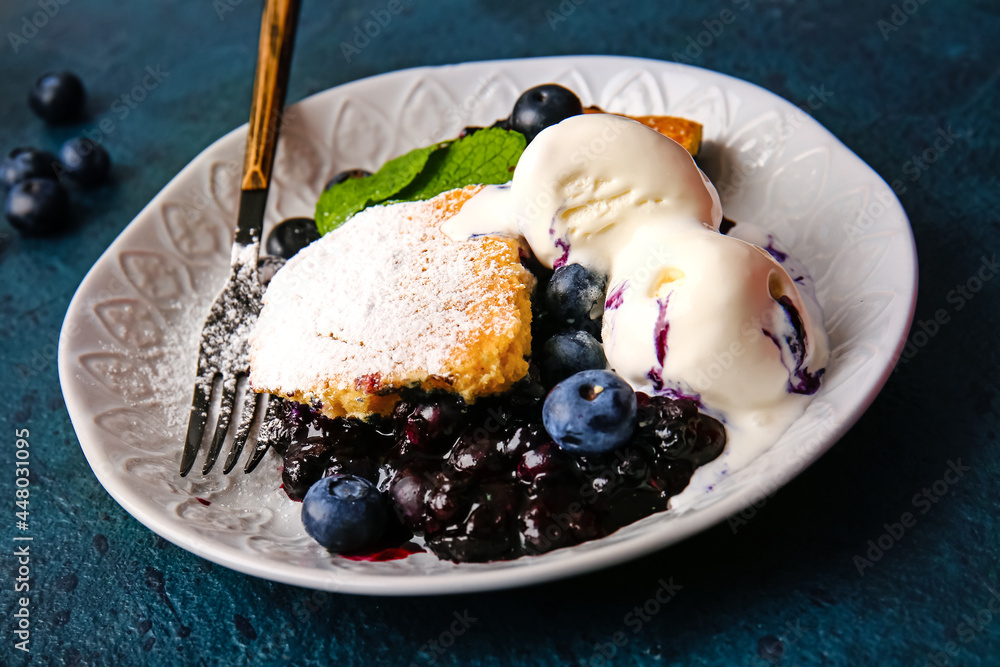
301, 474, 387, 552
5, 178, 70, 235
542, 330, 608, 386
510, 84, 583, 143
324, 168, 371, 191
59, 138, 111, 186
28, 71, 86, 124
266, 217, 320, 259
543, 370, 637, 455
545, 263, 608, 336
1, 148, 58, 188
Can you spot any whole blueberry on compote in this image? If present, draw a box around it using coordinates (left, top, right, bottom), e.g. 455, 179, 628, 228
28, 72, 86, 124
388, 465, 431, 530
634, 394, 726, 467
301, 474, 387, 552
1, 148, 58, 188
282, 436, 335, 501
426, 483, 519, 562
59, 138, 111, 186
5, 178, 69, 235
510, 84, 583, 143
422, 471, 471, 536
545, 263, 607, 337
266, 217, 320, 259
519, 489, 600, 555
516, 441, 570, 485
542, 330, 608, 386
393, 395, 468, 457
324, 168, 371, 191
448, 429, 506, 479
324, 455, 379, 486
543, 370, 637, 454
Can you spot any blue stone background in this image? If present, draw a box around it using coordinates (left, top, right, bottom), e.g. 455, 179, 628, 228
1, 0, 998, 664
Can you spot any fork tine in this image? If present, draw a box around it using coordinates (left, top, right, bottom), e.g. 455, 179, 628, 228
180, 376, 213, 477
180, 0, 299, 477
223, 379, 260, 474
202, 377, 237, 474
245, 395, 287, 473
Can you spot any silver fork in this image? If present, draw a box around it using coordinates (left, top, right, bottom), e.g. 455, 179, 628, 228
180, 0, 300, 476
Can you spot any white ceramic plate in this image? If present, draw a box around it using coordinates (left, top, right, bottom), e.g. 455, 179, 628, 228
59, 56, 917, 595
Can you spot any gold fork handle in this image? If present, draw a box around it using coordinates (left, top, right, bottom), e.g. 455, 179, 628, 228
241, 0, 300, 193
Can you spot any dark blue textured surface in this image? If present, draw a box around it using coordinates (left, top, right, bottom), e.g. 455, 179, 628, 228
1, 1, 998, 665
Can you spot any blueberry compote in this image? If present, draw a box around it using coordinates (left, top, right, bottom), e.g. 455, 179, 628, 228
278, 263, 728, 563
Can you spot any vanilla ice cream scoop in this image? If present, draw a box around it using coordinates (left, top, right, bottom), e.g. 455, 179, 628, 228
444, 113, 722, 272
444, 113, 828, 455
509, 114, 722, 272
604, 226, 828, 413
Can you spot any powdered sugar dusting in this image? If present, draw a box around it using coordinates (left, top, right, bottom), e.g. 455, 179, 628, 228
249, 190, 533, 409
195, 242, 263, 394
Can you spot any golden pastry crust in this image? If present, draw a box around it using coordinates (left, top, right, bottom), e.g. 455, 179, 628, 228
584, 107, 703, 155
249, 186, 535, 419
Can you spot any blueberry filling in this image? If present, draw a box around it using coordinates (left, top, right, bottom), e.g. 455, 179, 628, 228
762, 294, 824, 395
279, 386, 724, 562
604, 281, 628, 311
279, 263, 728, 562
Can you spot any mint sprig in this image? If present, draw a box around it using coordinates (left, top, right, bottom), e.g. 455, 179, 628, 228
315, 128, 526, 235
395, 128, 526, 202
315, 143, 440, 235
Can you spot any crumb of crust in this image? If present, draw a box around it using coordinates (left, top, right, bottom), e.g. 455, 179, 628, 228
248, 185, 535, 420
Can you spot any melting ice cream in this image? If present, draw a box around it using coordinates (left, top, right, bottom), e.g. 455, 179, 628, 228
444, 113, 830, 489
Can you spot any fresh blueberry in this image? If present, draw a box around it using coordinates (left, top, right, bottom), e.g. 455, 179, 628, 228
543, 370, 637, 455
509, 84, 583, 143
5, 178, 70, 235
59, 138, 111, 187
542, 330, 608, 386
301, 474, 387, 552
324, 168, 371, 191
1, 148, 58, 188
545, 263, 608, 336
266, 217, 320, 259
28, 72, 86, 124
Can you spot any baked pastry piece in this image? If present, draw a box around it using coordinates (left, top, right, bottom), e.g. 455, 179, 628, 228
249, 185, 535, 419
583, 106, 703, 155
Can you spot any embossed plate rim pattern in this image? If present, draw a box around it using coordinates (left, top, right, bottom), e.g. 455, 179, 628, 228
59, 56, 917, 595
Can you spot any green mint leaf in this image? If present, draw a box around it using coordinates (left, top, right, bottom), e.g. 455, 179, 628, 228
314, 143, 443, 235
394, 128, 526, 202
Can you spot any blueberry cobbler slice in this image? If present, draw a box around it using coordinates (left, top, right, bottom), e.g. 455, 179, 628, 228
247, 85, 828, 563
263, 259, 728, 563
